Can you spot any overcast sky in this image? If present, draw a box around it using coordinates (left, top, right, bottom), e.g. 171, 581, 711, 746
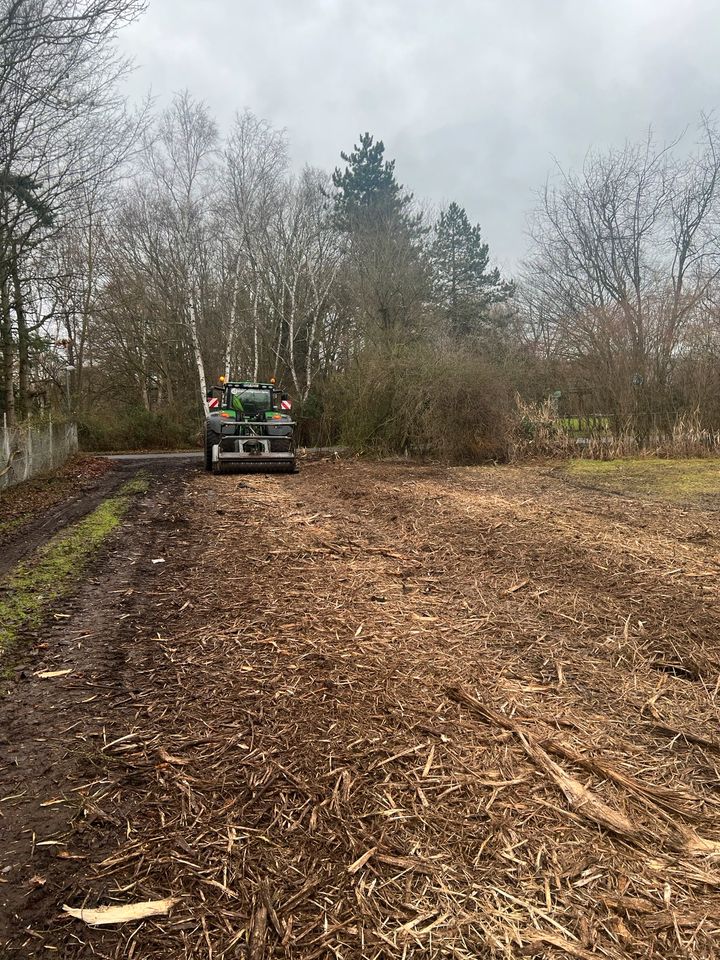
118, 0, 720, 270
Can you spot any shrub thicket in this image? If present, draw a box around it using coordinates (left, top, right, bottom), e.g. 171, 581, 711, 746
77, 407, 198, 452
315, 343, 512, 462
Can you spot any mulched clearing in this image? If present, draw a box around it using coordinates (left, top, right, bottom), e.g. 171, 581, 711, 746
8, 460, 720, 958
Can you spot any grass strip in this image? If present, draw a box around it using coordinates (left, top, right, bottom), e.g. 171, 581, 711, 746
0, 475, 149, 658
565, 458, 720, 501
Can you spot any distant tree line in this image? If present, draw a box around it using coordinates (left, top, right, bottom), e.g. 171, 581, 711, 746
523, 119, 720, 443
3, 1, 720, 458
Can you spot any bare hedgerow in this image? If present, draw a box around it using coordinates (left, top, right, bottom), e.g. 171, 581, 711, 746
319, 342, 513, 462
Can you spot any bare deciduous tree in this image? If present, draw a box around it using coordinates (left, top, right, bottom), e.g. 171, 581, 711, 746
525, 120, 720, 430
0, 0, 145, 423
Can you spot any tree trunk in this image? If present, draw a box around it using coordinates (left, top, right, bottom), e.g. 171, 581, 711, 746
188, 297, 209, 416
272, 304, 283, 380
253, 311, 259, 380
286, 272, 301, 394
1, 280, 15, 427
77, 214, 96, 407
252, 274, 260, 380
16, 313, 28, 419
224, 251, 243, 380
11, 258, 28, 420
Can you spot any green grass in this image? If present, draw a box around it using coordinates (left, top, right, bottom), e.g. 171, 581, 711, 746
564, 458, 720, 501
0, 475, 149, 659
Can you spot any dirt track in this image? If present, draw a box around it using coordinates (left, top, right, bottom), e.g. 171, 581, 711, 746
1, 458, 720, 958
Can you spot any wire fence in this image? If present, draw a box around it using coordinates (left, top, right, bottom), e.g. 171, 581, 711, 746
0, 417, 78, 490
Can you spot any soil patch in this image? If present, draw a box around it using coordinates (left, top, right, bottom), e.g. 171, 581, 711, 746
0, 460, 200, 955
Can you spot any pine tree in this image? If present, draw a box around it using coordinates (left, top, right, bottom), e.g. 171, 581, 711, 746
331, 133, 420, 236
430, 202, 512, 336
330, 134, 429, 334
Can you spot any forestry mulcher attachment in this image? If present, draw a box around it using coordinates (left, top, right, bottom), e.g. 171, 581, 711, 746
203, 378, 297, 474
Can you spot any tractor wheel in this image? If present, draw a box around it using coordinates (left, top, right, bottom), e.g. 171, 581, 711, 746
204, 422, 218, 472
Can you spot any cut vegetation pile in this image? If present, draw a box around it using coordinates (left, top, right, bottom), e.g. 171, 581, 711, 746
5, 461, 720, 959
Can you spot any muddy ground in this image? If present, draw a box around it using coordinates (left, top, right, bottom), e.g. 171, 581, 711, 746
0, 457, 719, 959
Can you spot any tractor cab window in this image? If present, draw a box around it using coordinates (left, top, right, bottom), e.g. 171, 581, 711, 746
226, 387, 273, 416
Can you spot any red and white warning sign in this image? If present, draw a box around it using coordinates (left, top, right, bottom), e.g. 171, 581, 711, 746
208, 397, 219, 410
281, 399, 292, 411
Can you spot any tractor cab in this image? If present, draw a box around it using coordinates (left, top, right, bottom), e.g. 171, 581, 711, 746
206, 380, 291, 421
227, 386, 272, 418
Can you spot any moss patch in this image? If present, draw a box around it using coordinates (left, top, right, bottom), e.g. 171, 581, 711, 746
564, 458, 720, 501
0, 476, 149, 658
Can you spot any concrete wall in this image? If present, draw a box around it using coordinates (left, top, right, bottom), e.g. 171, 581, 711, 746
0, 417, 78, 491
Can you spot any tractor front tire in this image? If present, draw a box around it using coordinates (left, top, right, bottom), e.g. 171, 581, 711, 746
204, 422, 218, 472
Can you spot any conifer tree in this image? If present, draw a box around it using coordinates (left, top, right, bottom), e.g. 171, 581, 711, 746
331, 133, 420, 236
331, 134, 428, 333
430, 202, 512, 336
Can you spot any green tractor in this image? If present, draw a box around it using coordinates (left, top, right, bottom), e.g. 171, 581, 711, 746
204, 378, 297, 474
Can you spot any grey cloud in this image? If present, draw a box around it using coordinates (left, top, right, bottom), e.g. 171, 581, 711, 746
119, 0, 720, 268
